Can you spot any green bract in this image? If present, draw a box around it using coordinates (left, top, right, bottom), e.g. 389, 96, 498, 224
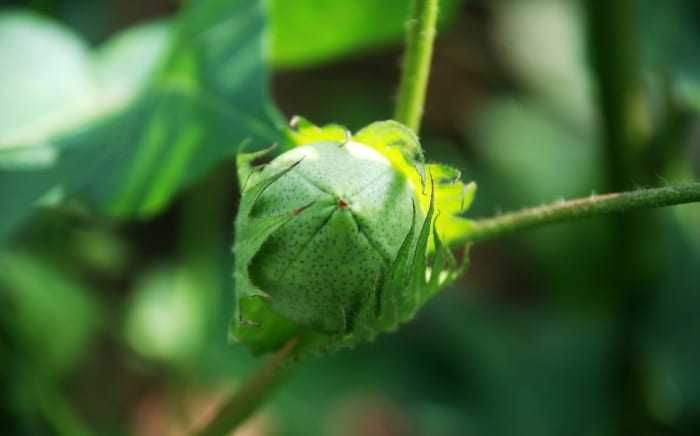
231, 118, 476, 357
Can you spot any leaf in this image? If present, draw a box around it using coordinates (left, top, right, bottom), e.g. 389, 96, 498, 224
94, 19, 172, 111
640, 221, 700, 425
286, 116, 349, 146
376, 201, 420, 334
124, 267, 207, 364
640, 0, 700, 76
354, 119, 425, 164
230, 159, 310, 353
0, 0, 282, 240
268, 0, 466, 69
0, 11, 99, 147
0, 253, 101, 375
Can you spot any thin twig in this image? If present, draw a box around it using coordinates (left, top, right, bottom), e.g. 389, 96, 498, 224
193, 338, 299, 436
460, 183, 700, 244
394, 0, 439, 133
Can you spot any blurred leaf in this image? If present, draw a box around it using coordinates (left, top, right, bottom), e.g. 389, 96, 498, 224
430, 299, 615, 436
473, 98, 601, 205
640, 213, 700, 426
94, 19, 172, 111
124, 267, 207, 364
640, 0, 700, 120
470, 98, 616, 303
0, 253, 100, 375
0, 11, 98, 147
268, 0, 465, 69
0, 0, 282, 240
492, 0, 594, 130
70, 227, 130, 275
0, 12, 169, 149
640, 0, 700, 76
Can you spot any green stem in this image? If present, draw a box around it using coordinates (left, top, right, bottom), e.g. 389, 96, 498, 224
193, 338, 298, 436
587, 2, 653, 434
462, 183, 700, 243
587, 0, 645, 191
394, 0, 439, 133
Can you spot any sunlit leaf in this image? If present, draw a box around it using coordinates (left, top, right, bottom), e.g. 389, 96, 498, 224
353, 120, 477, 246
0, 11, 98, 147
124, 267, 207, 364
268, 0, 465, 68
0, 0, 282, 240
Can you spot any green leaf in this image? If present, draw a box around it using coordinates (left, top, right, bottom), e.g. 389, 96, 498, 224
0, 0, 281, 239
286, 116, 349, 146
640, 0, 700, 76
0, 253, 101, 375
124, 267, 207, 364
94, 19, 172, 111
268, 0, 465, 69
0, 11, 99, 147
354, 119, 425, 164
230, 159, 310, 353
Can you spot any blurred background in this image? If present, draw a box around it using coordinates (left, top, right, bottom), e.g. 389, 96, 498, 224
1, 0, 700, 435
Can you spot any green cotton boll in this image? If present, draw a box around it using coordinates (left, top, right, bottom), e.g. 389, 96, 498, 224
248, 141, 419, 334
232, 119, 475, 357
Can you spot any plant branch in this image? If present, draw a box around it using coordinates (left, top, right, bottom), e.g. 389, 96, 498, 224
394, 0, 439, 133
587, 0, 645, 191
193, 338, 299, 436
587, 2, 655, 434
462, 183, 700, 244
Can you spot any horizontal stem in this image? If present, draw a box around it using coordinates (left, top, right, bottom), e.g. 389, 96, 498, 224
193, 338, 298, 436
463, 183, 700, 243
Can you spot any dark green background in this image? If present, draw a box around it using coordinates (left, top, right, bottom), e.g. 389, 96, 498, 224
1, 1, 700, 435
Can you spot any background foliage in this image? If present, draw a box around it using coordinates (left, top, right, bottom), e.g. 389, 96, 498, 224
1, 0, 700, 435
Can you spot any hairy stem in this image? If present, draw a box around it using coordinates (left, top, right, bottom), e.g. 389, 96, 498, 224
394, 0, 439, 133
462, 183, 700, 243
193, 338, 298, 436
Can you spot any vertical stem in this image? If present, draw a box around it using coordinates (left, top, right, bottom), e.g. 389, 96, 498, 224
394, 0, 440, 133
587, 0, 645, 190
587, 1, 655, 434
193, 338, 298, 436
